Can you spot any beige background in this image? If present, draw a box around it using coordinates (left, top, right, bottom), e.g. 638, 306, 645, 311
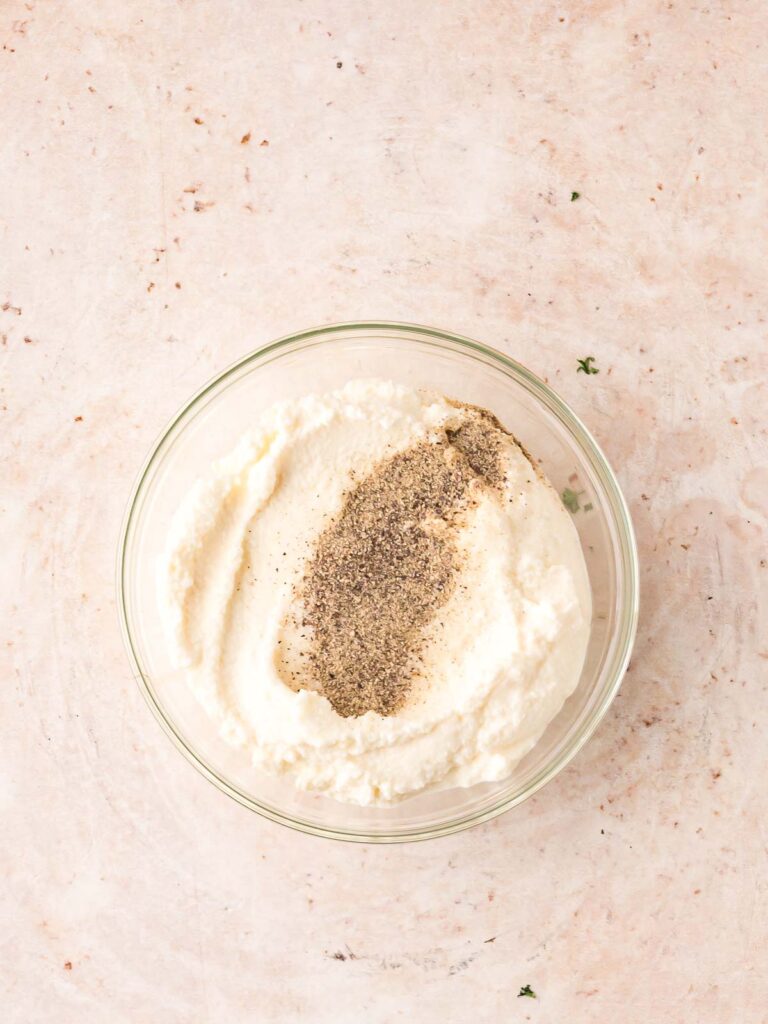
2, 1, 767, 1021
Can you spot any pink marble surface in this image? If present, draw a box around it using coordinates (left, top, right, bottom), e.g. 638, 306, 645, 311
2, 1, 767, 1020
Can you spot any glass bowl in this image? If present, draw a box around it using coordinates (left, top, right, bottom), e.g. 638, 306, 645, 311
117, 322, 638, 843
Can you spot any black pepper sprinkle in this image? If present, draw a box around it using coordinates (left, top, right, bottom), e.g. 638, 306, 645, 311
284, 405, 522, 718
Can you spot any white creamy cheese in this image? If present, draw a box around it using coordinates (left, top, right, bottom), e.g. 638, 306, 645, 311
159, 380, 591, 805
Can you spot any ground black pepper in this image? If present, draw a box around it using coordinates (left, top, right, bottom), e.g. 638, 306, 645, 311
291, 407, 512, 717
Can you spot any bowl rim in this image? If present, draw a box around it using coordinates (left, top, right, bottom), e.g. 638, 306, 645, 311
116, 320, 639, 843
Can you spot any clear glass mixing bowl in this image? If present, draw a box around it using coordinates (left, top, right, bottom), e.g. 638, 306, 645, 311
117, 322, 638, 842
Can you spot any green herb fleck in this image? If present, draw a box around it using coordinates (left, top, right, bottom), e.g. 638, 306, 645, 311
571, 191, 580, 202
518, 984, 537, 999
583, 501, 593, 512
577, 355, 599, 374
562, 488, 583, 513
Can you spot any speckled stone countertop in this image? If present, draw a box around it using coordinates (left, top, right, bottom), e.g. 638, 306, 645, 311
2, 2, 766, 1021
